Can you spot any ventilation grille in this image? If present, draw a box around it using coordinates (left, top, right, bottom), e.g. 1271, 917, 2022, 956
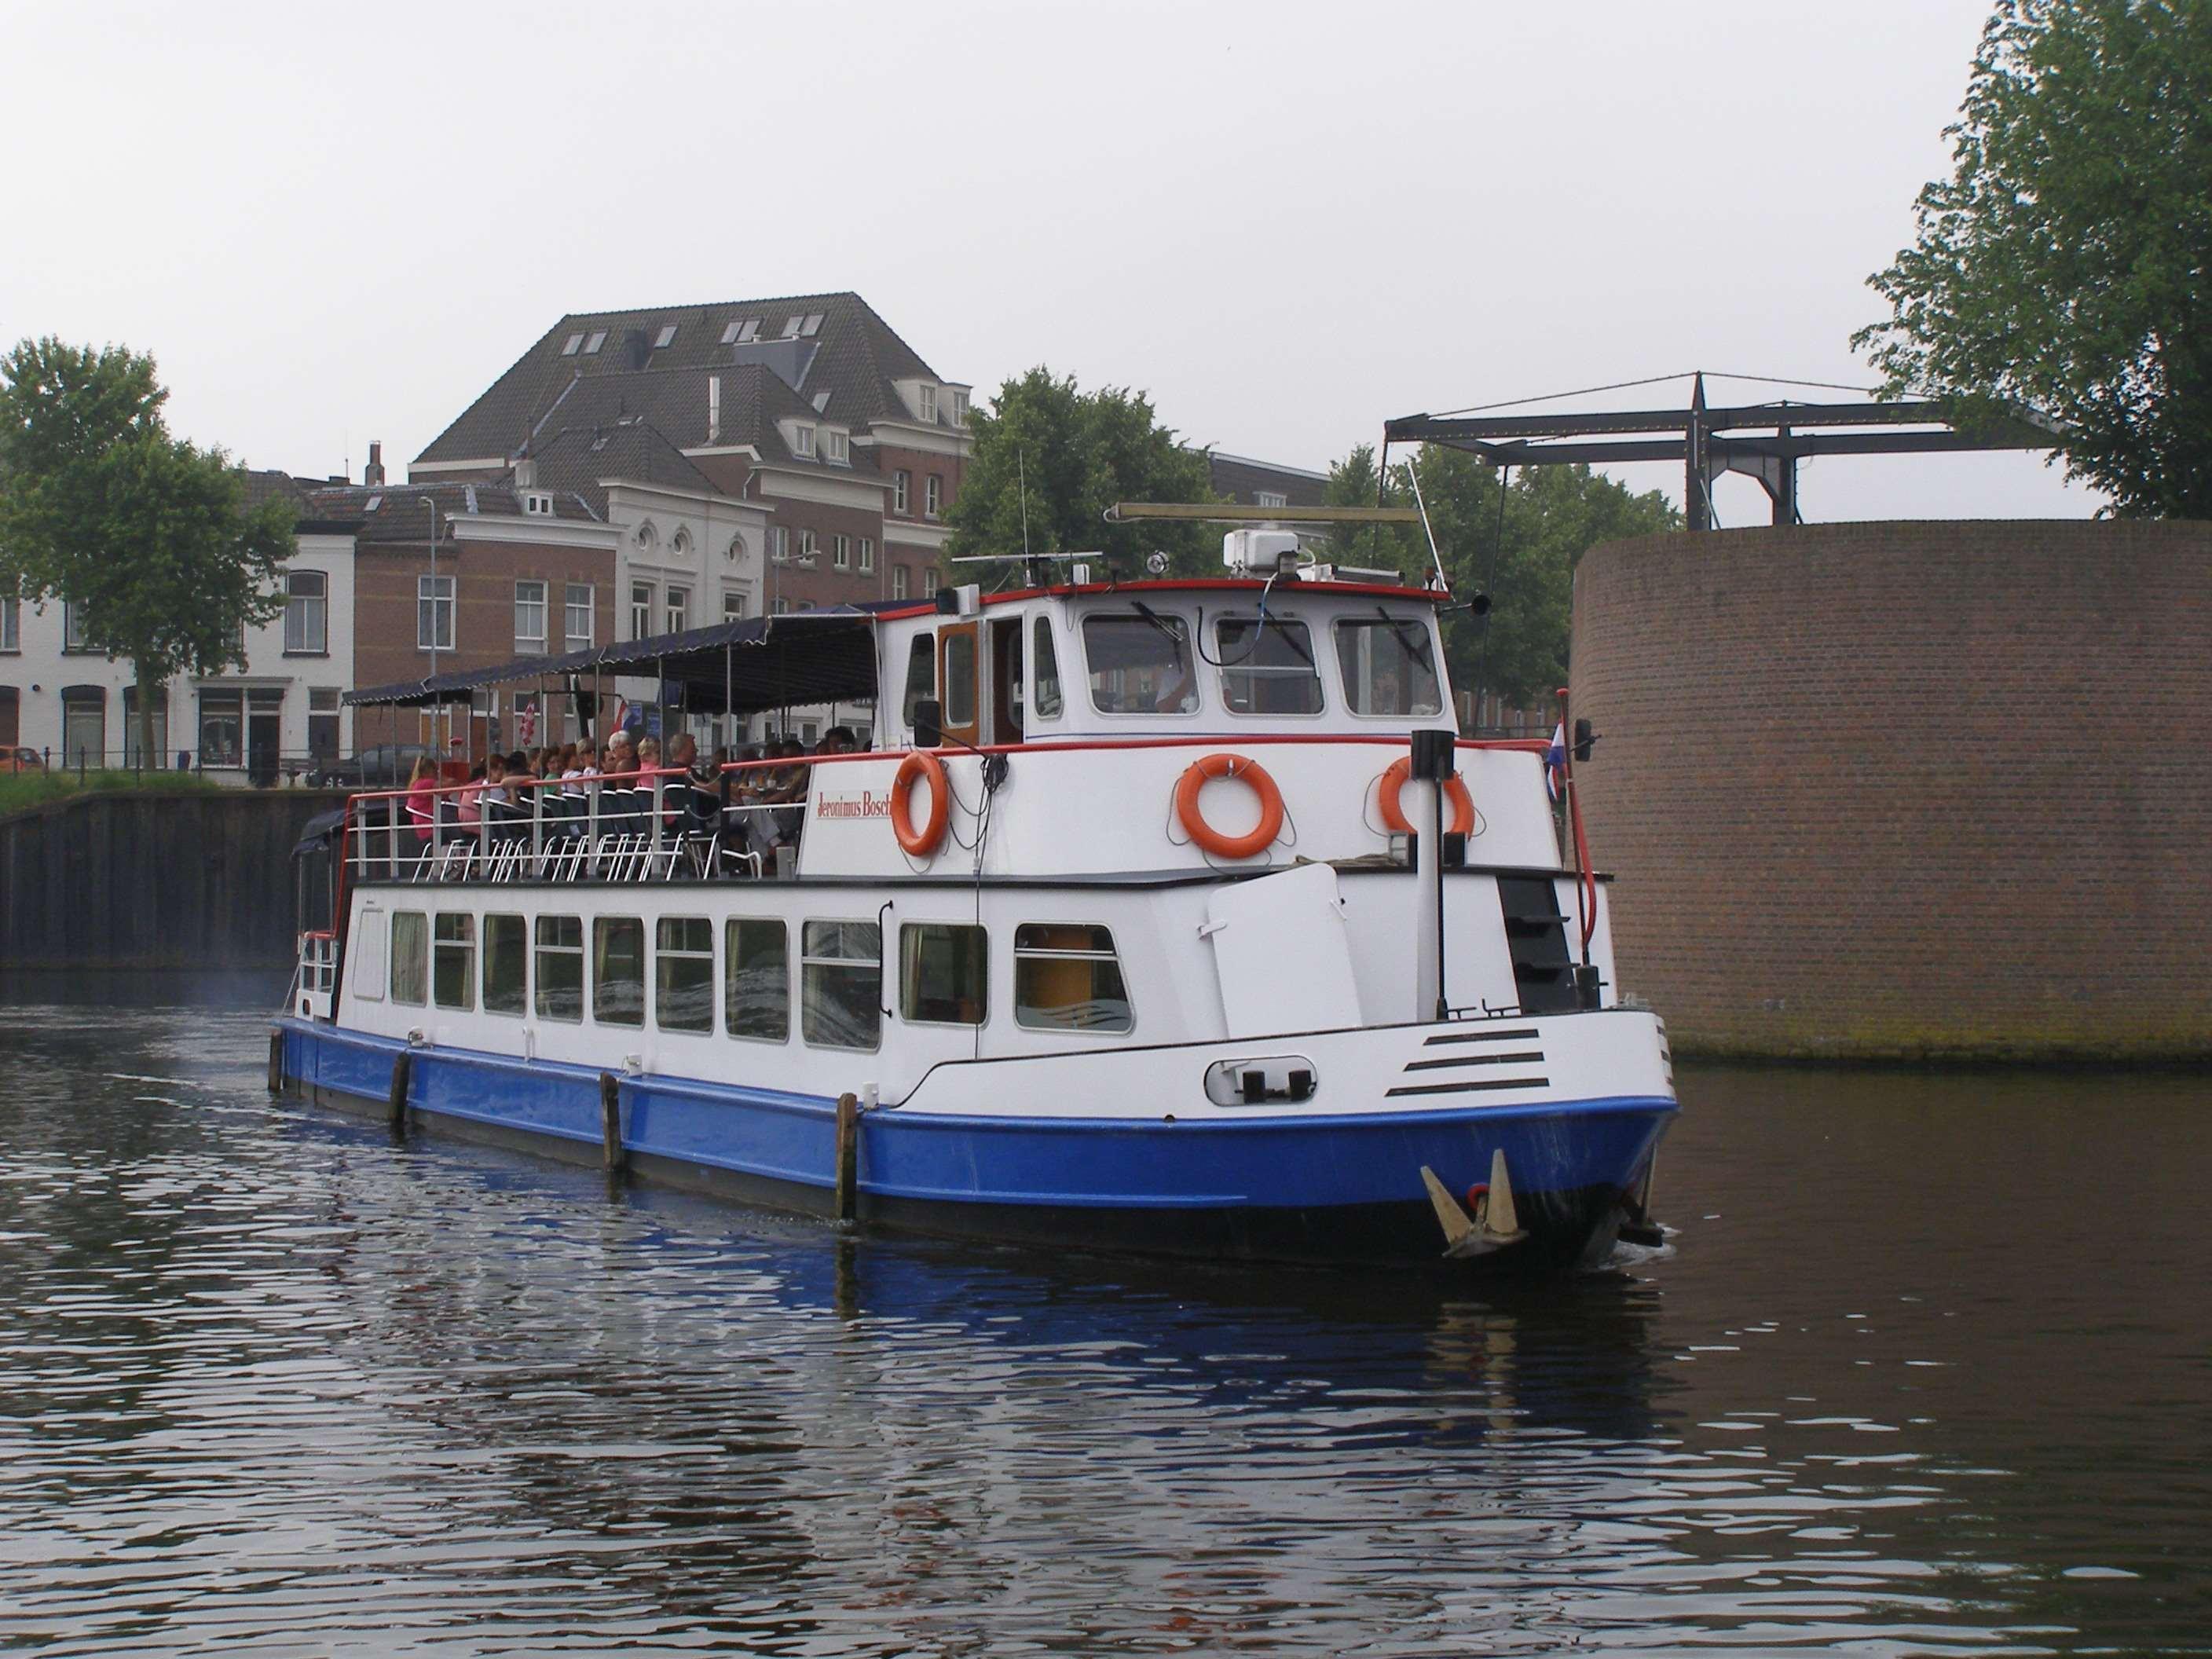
1386, 1026, 1549, 1097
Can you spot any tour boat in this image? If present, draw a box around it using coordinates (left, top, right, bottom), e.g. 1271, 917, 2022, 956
272, 523, 1675, 1272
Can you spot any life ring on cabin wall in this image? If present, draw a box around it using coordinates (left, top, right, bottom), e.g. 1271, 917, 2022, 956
1376, 755, 1476, 838
1174, 753, 1285, 860
892, 750, 950, 858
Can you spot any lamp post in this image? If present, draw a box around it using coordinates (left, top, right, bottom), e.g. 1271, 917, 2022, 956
416, 496, 441, 755
769, 537, 816, 743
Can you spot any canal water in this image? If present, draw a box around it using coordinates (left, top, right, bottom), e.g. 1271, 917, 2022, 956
0, 987, 2204, 1654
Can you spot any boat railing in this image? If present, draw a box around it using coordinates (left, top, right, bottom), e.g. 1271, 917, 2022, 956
338, 737, 1555, 887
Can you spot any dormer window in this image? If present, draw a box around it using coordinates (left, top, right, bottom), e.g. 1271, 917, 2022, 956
823, 429, 849, 464
654, 324, 677, 350
522, 490, 555, 516
561, 332, 584, 356
791, 424, 816, 458
917, 383, 939, 423
584, 331, 607, 353
1256, 490, 1288, 509
952, 390, 969, 427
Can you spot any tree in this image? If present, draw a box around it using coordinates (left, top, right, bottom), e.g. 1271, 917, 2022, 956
0, 339, 295, 765
1853, 0, 2212, 515
1325, 442, 1679, 713
946, 368, 1221, 579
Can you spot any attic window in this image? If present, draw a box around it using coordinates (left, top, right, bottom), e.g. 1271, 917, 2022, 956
1256, 490, 1288, 509
365, 493, 383, 511
562, 333, 584, 356
952, 390, 969, 427
917, 383, 939, 423
654, 324, 677, 350
783, 316, 804, 339
811, 391, 831, 412
720, 320, 740, 345
584, 331, 607, 353
738, 318, 760, 342
800, 313, 824, 337
523, 491, 555, 516
791, 424, 816, 458
824, 430, 849, 464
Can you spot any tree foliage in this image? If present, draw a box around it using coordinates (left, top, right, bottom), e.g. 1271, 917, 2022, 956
0, 338, 295, 760
1853, 0, 2212, 515
1325, 443, 1679, 712
947, 368, 1221, 579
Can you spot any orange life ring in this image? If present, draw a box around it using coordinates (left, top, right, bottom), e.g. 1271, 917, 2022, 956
891, 750, 950, 857
1174, 753, 1284, 860
1378, 755, 1476, 837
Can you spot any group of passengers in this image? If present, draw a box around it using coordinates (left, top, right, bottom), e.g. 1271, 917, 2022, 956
398, 725, 868, 877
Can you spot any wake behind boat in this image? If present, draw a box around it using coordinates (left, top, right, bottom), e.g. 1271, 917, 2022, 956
272, 518, 1674, 1272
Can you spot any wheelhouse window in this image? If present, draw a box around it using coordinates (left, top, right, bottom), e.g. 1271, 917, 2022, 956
482, 913, 527, 1014
901, 635, 936, 728
726, 918, 789, 1042
594, 916, 646, 1027
1014, 925, 1133, 1034
1216, 616, 1323, 715
1083, 613, 1198, 715
535, 915, 584, 1021
390, 911, 428, 1005
656, 917, 714, 1034
433, 914, 475, 1010
942, 629, 976, 728
900, 923, 987, 1026
1032, 617, 1062, 719
1335, 615, 1443, 717
801, 921, 881, 1050
284, 570, 328, 654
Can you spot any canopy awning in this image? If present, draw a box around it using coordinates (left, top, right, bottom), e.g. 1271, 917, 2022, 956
343, 606, 894, 713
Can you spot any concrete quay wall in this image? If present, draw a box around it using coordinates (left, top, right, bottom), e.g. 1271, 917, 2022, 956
0, 790, 346, 971
1569, 520, 2212, 1060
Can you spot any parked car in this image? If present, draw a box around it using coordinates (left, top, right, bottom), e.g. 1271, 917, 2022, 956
0, 746, 45, 774
306, 744, 432, 790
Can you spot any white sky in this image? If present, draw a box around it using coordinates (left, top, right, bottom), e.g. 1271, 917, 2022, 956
1, 0, 2102, 526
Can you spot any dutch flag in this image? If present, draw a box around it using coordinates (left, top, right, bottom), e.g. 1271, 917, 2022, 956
1546, 722, 1566, 804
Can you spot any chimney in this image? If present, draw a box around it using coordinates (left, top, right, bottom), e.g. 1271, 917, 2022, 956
364, 441, 386, 487
707, 375, 722, 444
515, 453, 537, 489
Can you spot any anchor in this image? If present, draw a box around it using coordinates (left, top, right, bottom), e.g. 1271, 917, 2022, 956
1419, 1148, 1528, 1258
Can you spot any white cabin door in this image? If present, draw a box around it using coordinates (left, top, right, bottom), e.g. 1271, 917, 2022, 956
1202, 862, 1365, 1038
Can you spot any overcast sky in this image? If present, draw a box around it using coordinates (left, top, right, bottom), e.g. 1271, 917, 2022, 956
2, 0, 2103, 527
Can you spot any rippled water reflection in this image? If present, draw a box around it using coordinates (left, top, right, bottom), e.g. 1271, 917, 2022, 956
0, 992, 2205, 1654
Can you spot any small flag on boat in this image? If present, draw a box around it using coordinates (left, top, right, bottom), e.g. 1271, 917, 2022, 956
1546, 723, 1566, 803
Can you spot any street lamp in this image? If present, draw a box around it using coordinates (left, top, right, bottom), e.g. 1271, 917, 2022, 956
416, 495, 441, 756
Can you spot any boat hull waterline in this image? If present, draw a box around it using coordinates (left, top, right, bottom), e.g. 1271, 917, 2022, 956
273, 1015, 1673, 1272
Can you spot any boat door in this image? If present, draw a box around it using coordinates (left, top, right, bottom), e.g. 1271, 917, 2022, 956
938, 621, 980, 748
988, 616, 1024, 744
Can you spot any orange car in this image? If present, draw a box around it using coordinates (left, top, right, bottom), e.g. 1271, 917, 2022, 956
0, 747, 44, 774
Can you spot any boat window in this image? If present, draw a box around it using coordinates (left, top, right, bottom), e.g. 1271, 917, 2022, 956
1083, 612, 1198, 715
943, 629, 976, 727
390, 910, 427, 1005
535, 915, 584, 1022
354, 910, 386, 1002
433, 914, 475, 1011
657, 917, 715, 1034
900, 635, 936, 728
725, 917, 789, 1042
482, 914, 527, 1016
1014, 924, 1133, 1033
900, 923, 987, 1026
594, 916, 646, 1027
1215, 616, 1323, 715
1032, 616, 1063, 720
801, 920, 881, 1050
1335, 615, 1443, 717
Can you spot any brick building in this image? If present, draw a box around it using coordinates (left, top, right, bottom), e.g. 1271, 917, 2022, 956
409, 293, 972, 629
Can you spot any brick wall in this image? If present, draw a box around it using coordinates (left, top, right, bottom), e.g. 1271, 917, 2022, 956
1569, 519, 2212, 1060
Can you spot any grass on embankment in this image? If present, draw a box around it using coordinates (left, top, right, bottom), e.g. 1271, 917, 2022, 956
0, 769, 224, 819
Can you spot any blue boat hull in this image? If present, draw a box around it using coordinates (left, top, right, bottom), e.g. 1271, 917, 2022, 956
273, 1018, 1673, 1271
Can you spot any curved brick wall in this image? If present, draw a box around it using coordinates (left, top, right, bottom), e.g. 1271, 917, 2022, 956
1570, 520, 2212, 1060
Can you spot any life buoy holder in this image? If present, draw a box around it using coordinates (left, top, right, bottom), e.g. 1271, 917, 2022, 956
892, 749, 950, 858
1174, 753, 1284, 860
1377, 755, 1476, 838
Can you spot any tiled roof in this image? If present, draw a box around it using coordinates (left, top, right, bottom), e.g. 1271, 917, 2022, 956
525, 419, 718, 517
1207, 452, 1331, 508
298, 480, 602, 544
415, 291, 961, 472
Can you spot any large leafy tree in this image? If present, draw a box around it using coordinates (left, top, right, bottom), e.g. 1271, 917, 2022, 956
1853, 0, 2212, 515
0, 339, 295, 764
1325, 443, 1679, 712
947, 368, 1222, 578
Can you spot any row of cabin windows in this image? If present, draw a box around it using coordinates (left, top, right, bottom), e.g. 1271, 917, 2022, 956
384, 913, 1132, 1049
901, 612, 1442, 731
